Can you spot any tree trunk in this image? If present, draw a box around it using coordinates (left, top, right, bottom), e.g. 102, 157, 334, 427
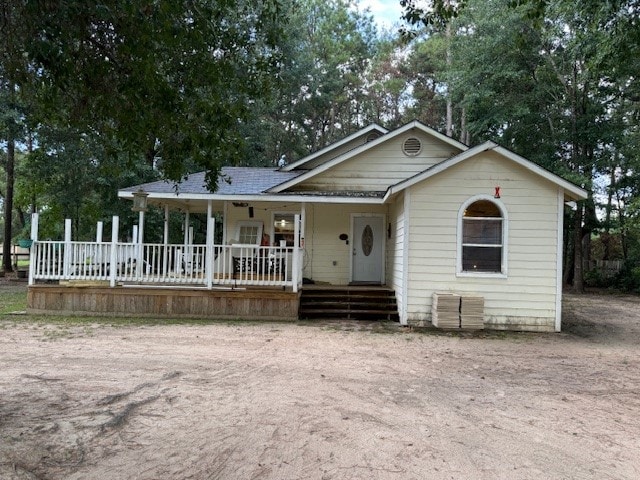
3, 138, 15, 272
459, 107, 467, 144
572, 202, 584, 293
445, 22, 453, 137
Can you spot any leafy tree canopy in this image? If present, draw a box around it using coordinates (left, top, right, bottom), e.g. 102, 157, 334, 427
1, 0, 286, 190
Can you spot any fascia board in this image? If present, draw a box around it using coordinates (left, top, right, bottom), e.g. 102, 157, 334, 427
118, 190, 385, 205
383, 142, 495, 202
383, 141, 588, 202
491, 146, 588, 200
281, 123, 389, 172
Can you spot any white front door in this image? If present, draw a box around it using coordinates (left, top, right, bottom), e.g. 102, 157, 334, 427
352, 215, 384, 283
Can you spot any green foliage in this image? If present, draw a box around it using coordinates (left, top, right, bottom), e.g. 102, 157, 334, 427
240, 0, 380, 164
3, 0, 285, 189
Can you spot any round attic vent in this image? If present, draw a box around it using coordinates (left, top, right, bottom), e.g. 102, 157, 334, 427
366, 132, 382, 142
403, 137, 422, 156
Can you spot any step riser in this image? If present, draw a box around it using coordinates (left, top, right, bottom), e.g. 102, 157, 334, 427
299, 288, 399, 321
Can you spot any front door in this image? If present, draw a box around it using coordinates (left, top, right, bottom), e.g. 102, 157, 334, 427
352, 215, 384, 284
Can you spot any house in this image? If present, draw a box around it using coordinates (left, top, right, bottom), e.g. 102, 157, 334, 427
27, 120, 587, 331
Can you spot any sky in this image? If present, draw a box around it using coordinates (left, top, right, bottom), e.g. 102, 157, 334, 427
356, 0, 405, 30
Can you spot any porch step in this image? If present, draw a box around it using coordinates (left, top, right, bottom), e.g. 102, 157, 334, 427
299, 286, 399, 321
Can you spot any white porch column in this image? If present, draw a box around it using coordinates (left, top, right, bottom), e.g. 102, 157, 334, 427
163, 205, 169, 276
292, 214, 300, 293
300, 203, 306, 248
109, 216, 119, 287
63, 218, 72, 279
222, 201, 228, 245
28, 213, 39, 286
96, 221, 103, 243
181, 211, 191, 275
183, 211, 190, 245
136, 209, 145, 278
205, 200, 214, 289
95, 221, 104, 266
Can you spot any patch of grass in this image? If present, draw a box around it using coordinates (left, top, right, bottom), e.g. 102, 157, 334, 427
0, 289, 27, 314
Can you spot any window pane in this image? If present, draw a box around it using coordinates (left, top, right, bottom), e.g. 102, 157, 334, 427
274, 214, 295, 246
464, 200, 501, 217
462, 246, 502, 272
239, 226, 259, 244
463, 219, 502, 244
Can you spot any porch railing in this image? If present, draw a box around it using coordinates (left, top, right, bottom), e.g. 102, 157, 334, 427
30, 241, 302, 290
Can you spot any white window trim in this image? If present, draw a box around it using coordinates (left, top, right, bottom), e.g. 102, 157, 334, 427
234, 220, 263, 245
456, 194, 508, 278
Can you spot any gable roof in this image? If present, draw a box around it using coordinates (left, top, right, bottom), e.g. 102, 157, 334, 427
268, 120, 468, 193
281, 123, 388, 172
118, 123, 587, 205
383, 141, 588, 201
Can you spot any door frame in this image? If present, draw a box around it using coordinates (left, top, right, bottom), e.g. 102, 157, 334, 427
350, 213, 386, 284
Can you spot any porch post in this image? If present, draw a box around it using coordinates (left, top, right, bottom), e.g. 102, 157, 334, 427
136, 209, 145, 278
183, 211, 190, 245
182, 210, 190, 274
300, 203, 306, 247
63, 218, 72, 279
28, 213, 39, 286
222, 201, 228, 245
96, 221, 103, 243
109, 216, 119, 287
205, 200, 214, 289
163, 205, 169, 276
96, 221, 104, 267
292, 214, 300, 293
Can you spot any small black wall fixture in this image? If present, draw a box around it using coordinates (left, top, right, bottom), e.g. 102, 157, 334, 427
339, 233, 349, 245
248, 206, 254, 218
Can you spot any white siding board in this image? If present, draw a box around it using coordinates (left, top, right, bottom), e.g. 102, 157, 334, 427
296, 133, 459, 192
302, 203, 386, 284
386, 192, 405, 322
404, 152, 562, 331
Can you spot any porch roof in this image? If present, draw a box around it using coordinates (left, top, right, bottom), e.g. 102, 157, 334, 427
119, 167, 306, 196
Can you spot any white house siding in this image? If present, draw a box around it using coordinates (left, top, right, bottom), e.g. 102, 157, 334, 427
297, 131, 462, 192
302, 203, 387, 285
386, 192, 406, 323
406, 151, 561, 332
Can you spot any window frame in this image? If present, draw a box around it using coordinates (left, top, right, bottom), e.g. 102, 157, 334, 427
234, 221, 263, 245
271, 212, 296, 247
456, 195, 508, 278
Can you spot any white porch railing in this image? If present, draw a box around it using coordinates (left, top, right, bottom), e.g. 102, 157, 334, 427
31, 241, 303, 290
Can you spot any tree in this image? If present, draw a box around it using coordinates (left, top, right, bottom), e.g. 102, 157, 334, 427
401, 0, 640, 292
239, 0, 381, 165
1, 0, 286, 189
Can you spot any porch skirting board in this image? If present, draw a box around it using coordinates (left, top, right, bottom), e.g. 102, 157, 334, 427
27, 285, 300, 321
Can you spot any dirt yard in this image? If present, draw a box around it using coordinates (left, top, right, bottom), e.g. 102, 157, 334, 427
1, 288, 639, 480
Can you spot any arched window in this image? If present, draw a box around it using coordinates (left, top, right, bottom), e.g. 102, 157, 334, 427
458, 197, 507, 275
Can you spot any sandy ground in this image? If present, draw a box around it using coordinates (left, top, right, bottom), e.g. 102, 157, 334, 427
1, 290, 639, 480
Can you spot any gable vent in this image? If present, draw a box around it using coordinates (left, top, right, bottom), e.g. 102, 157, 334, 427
403, 137, 422, 156
366, 132, 382, 143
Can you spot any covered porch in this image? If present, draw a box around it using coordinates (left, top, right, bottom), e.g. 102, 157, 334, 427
27, 194, 305, 292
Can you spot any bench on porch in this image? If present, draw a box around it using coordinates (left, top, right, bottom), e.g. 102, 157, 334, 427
232, 254, 285, 280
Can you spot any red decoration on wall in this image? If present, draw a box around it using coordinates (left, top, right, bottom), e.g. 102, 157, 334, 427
494, 186, 501, 199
